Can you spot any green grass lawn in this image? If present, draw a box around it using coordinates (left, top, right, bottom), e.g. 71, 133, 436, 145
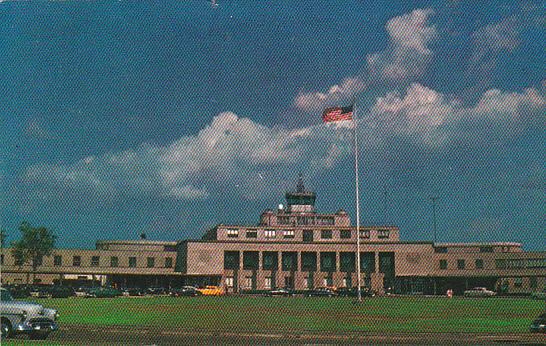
20, 296, 545, 334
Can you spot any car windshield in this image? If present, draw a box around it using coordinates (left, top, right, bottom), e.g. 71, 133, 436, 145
1, 289, 14, 302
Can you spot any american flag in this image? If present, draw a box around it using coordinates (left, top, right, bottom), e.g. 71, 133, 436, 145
322, 105, 353, 122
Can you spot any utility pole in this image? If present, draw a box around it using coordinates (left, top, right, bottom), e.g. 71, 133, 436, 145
383, 184, 388, 225
430, 196, 439, 243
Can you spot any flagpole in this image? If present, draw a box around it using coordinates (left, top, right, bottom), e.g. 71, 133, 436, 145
353, 99, 362, 303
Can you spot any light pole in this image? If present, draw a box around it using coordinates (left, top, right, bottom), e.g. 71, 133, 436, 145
430, 196, 439, 243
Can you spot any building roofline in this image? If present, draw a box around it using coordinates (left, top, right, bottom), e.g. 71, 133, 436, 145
178, 239, 434, 245
216, 224, 400, 229
433, 242, 522, 247
95, 240, 178, 246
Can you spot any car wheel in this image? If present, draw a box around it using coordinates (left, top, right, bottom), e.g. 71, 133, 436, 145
1, 319, 12, 338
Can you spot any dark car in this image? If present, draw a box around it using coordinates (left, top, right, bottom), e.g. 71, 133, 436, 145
531, 289, 546, 300
335, 286, 375, 297
74, 287, 94, 298
146, 287, 168, 295
305, 287, 336, 297
122, 288, 146, 296
8, 285, 31, 299
49, 285, 75, 298
530, 313, 546, 333
170, 286, 200, 297
88, 287, 122, 298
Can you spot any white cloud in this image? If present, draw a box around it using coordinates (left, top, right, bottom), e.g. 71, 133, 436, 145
168, 185, 209, 199
293, 77, 367, 113
472, 16, 520, 55
368, 83, 544, 146
24, 112, 353, 200
472, 88, 544, 116
367, 8, 437, 80
293, 9, 437, 112
24, 84, 544, 202
463, 9, 543, 96
25, 119, 55, 139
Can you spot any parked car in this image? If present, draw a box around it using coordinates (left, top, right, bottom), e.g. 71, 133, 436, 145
29, 286, 52, 299
8, 285, 31, 299
305, 287, 337, 297
0, 287, 59, 340
170, 286, 200, 297
122, 288, 146, 297
464, 287, 497, 297
196, 285, 224, 296
265, 288, 292, 297
74, 287, 94, 298
87, 287, 122, 298
531, 289, 546, 300
335, 286, 375, 297
49, 286, 75, 298
146, 287, 168, 295
529, 313, 546, 333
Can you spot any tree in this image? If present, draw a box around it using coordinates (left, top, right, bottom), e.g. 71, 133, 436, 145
11, 222, 56, 284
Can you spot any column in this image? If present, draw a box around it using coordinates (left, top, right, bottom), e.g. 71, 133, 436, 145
294, 252, 305, 290
275, 252, 283, 288
237, 252, 244, 292
256, 252, 265, 290
333, 252, 344, 287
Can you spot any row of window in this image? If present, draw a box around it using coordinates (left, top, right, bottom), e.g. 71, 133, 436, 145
439, 259, 484, 270
276, 216, 336, 226
439, 258, 546, 270
495, 258, 546, 269
434, 246, 512, 254
224, 251, 395, 273
10, 255, 173, 268
226, 229, 390, 240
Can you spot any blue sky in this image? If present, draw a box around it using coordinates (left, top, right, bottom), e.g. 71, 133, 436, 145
1, 1, 544, 249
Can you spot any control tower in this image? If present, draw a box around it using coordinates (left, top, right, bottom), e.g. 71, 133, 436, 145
285, 173, 316, 213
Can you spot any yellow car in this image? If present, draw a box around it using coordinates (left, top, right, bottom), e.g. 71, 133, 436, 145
196, 285, 224, 296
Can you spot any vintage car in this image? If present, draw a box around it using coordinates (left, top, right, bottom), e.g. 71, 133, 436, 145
1, 288, 59, 340
29, 286, 52, 299
196, 285, 224, 296
305, 287, 337, 297
264, 288, 294, 297
146, 287, 168, 295
463, 287, 497, 297
531, 289, 546, 300
122, 287, 147, 297
87, 287, 122, 298
335, 286, 376, 297
529, 313, 546, 333
170, 286, 201, 297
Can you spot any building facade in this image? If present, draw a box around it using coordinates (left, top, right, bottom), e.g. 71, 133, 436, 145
176, 177, 546, 294
2, 177, 545, 295
1, 240, 182, 288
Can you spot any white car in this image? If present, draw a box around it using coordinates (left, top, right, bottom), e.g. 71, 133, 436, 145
0, 288, 59, 340
463, 287, 496, 297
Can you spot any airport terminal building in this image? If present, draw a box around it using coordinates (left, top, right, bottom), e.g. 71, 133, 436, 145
2, 177, 545, 295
